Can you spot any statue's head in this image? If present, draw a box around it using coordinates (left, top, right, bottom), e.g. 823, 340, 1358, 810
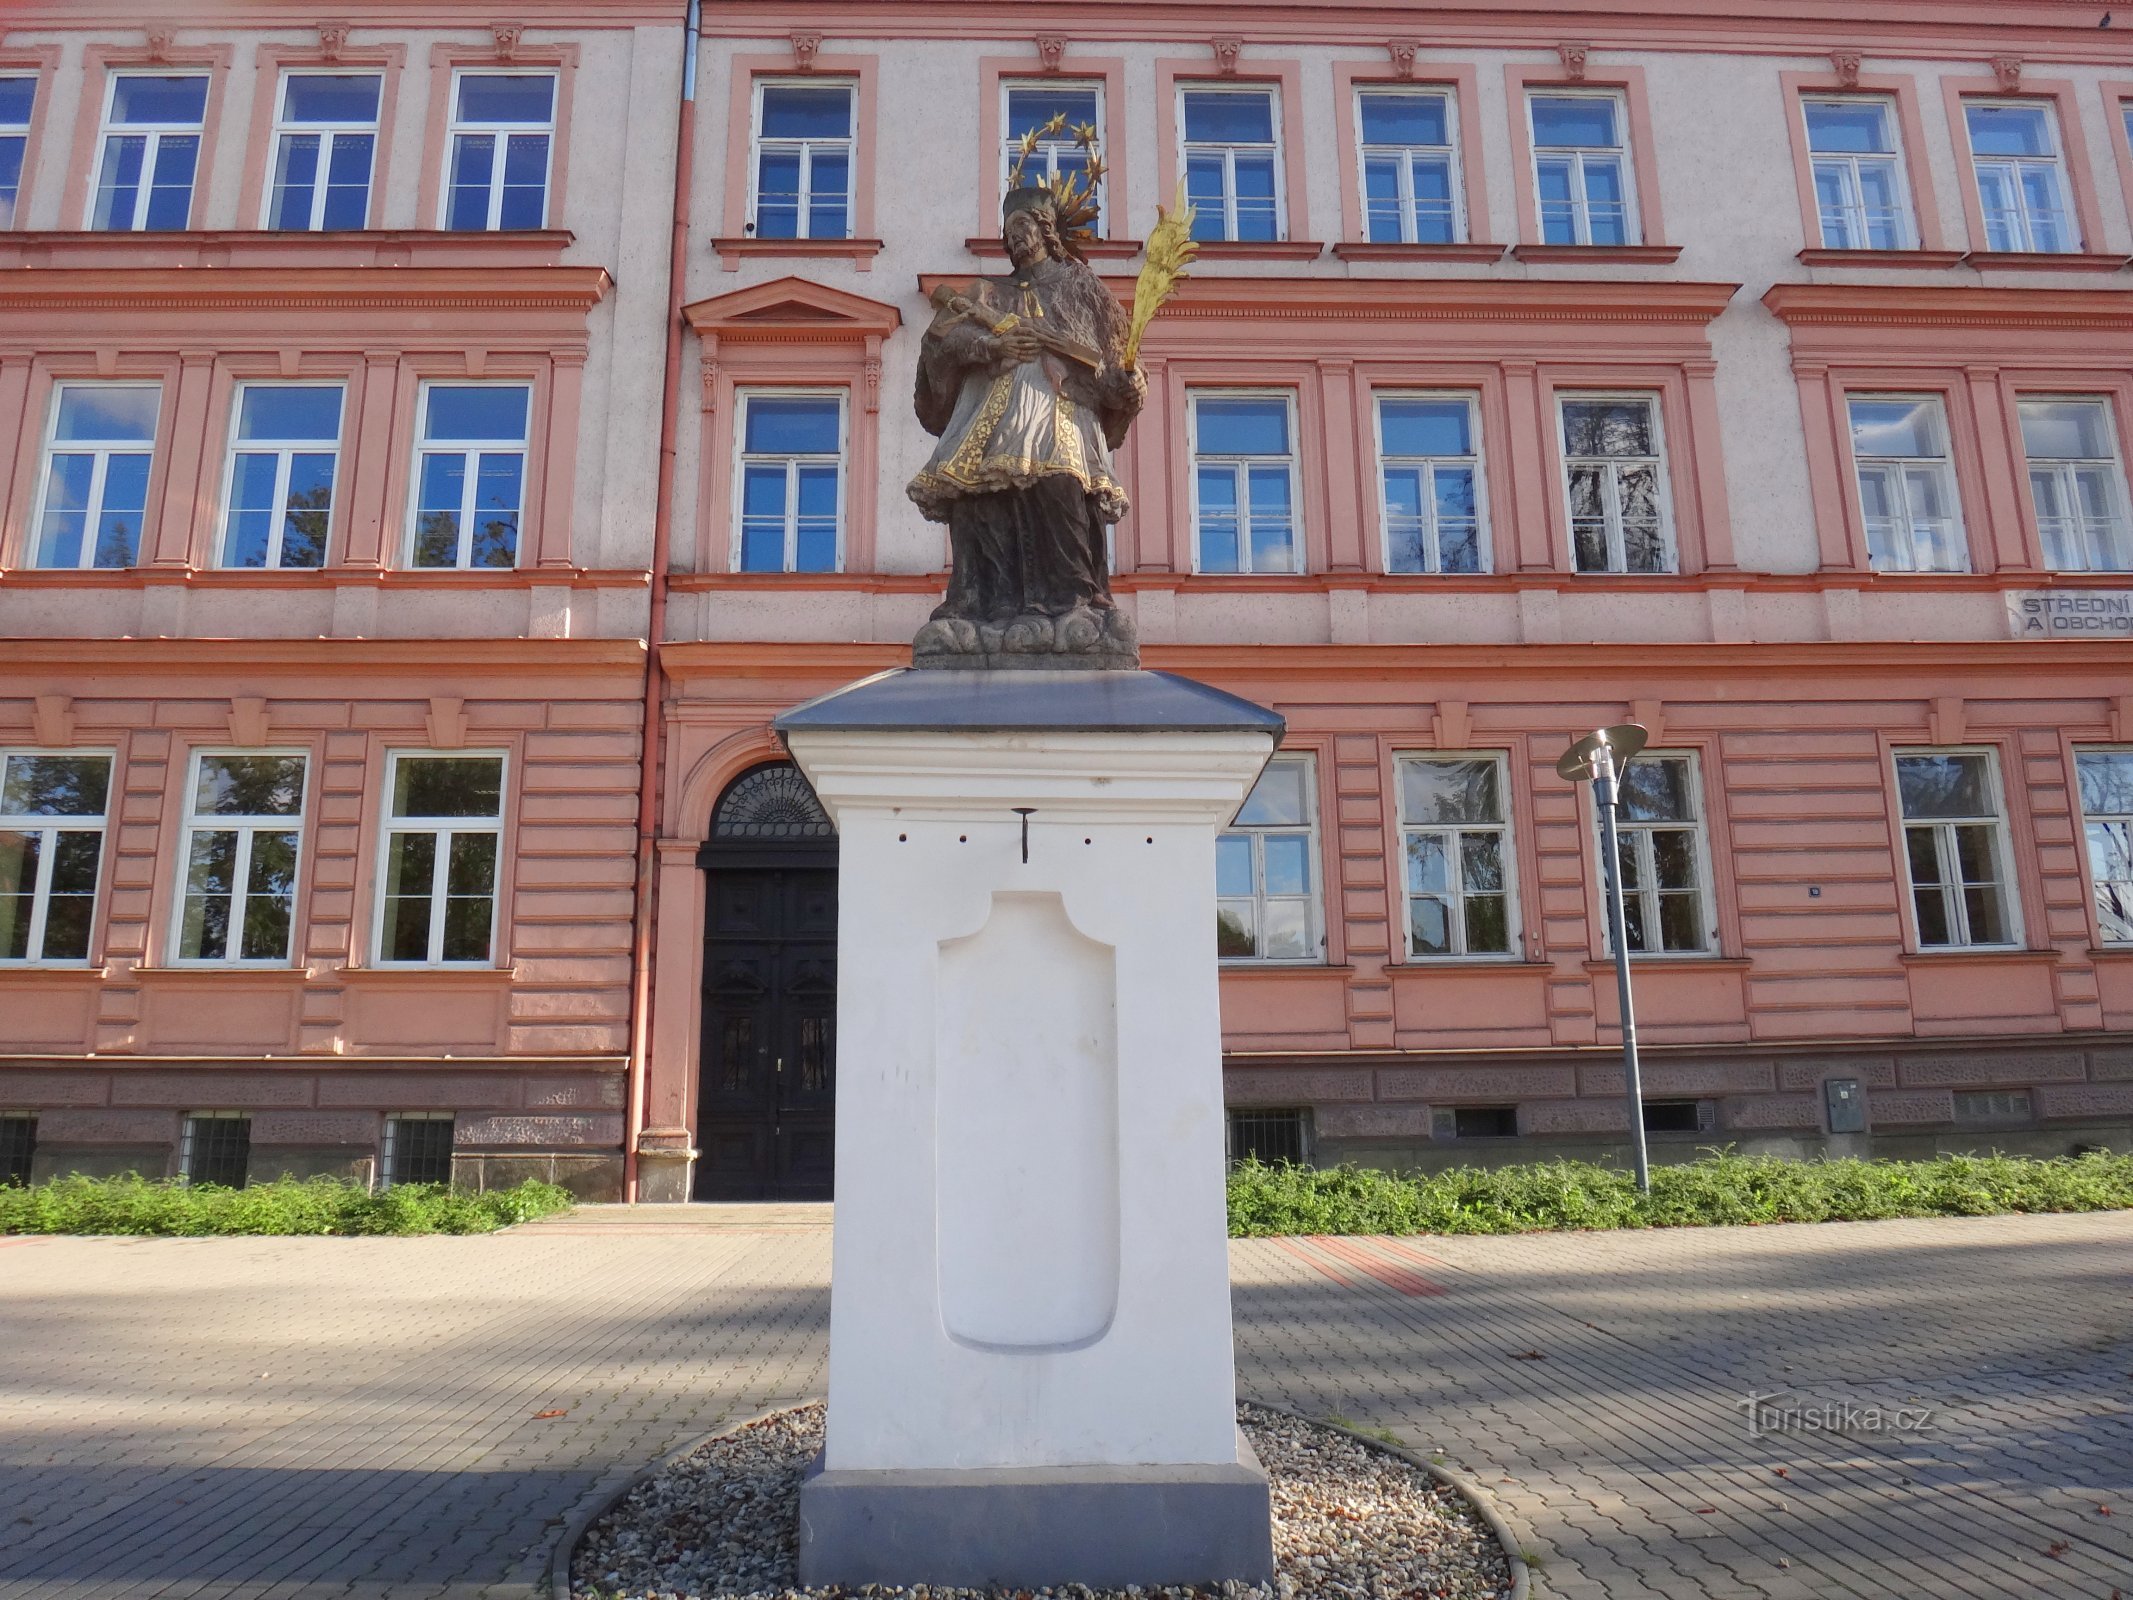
1001, 186, 1064, 267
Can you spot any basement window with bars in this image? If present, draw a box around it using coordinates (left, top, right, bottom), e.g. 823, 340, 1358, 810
0, 1113, 34, 1186
180, 1111, 251, 1188
1953, 1089, 2032, 1126
1452, 1105, 1518, 1139
382, 1113, 455, 1187
1228, 1107, 1310, 1165
1641, 1099, 1714, 1134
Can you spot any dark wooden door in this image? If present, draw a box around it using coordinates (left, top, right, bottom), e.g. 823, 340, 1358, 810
694, 866, 837, 1200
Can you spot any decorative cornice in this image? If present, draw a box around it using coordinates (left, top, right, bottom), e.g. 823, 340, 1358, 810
0, 264, 613, 315
682, 273, 901, 340
1764, 282, 2133, 331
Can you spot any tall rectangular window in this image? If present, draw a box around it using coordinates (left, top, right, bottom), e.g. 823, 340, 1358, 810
1611, 754, 1714, 954
266, 71, 380, 230
33, 384, 160, 569
1894, 751, 2015, 948
736, 391, 843, 573
181, 1112, 250, 1188
750, 80, 854, 240
1190, 393, 1298, 573
219, 384, 342, 569
409, 384, 529, 569
2076, 749, 2133, 945
1847, 395, 1966, 573
1002, 80, 1101, 224
1377, 393, 1484, 573
1802, 97, 1914, 250
0, 752, 111, 966
382, 1112, 455, 1187
1398, 755, 1514, 958
1560, 395, 1669, 573
1529, 92, 1636, 245
1965, 100, 2075, 253
91, 73, 208, 231
1216, 755, 1320, 962
1357, 88, 1462, 244
378, 753, 505, 966
0, 75, 34, 227
1181, 86, 1282, 242
444, 72, 553, 230
0, 1114, 33, 1187
175, 753, 307, 965
2018, 398, 2132, 573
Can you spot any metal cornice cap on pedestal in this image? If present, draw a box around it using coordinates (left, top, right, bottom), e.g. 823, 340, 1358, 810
775, 668, 1285, 741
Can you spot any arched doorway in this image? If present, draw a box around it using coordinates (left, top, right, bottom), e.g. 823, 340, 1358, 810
693, 761, 837, 1200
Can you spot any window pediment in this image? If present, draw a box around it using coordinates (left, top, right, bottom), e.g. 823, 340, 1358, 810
682, 276, 901, 344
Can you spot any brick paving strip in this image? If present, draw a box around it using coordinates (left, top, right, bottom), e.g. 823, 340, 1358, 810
2, 1209, 2127, 1600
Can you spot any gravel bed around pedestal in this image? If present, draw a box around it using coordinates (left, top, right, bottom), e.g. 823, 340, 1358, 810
570, 1402, 1518, 1600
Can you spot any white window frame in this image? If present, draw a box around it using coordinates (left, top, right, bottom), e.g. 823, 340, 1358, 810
1178, 83, 1286, 242
1892, 747, 2021, 951
1395, 751, 1521, 961
1845, 392, 1968, 574
1800, 94, 1917, 250
381, 1111, 456, 1187
2017, 395, 2133, 574
1964, 97, 2077, 253
0, 749, 113, 967
1556, 392, 1675, 574
1374, 390, 1489, 574
217, 381, 344, 569
404, 380, 531, 570
1608, 751, 1719, 957
170, 749, 310, 968
2074, 746, 2133, 947
1187, 389, 1302, 575
1217, 753, 1323, 965
748, 76, 857, 240
373, 750, 509, 969
1526, 88, 1639, 246
88, 70, 209, 231
30, 382, 161, 571
1354, 85, 1466, 244
731, 387, 847, 573
999, 78, 1104, 224
439, 68, 556, 231
0, 73, 35, 227
261, 68, 382, 230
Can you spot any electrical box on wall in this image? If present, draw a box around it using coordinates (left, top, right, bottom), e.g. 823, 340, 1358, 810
1825, 1076, 1866, 1134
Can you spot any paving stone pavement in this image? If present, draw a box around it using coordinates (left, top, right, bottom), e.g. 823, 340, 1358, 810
3, 1208, 2128, 1600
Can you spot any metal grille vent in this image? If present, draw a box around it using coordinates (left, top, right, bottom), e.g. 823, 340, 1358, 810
181, 1113, 252, 1189
1228, 1107, 1309, 1165
0, 1115, 34, 1187
383, 1114, 455, 1187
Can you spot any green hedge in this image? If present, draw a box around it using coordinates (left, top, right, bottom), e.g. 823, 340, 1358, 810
0, 1175, 573, 1237
1226, 1149, 2133, 1237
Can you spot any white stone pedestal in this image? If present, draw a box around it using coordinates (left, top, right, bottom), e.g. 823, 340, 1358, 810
777, 669, 1281, 1588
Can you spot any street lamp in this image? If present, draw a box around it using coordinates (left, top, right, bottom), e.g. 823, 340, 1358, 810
1556, 723, 1652, 1195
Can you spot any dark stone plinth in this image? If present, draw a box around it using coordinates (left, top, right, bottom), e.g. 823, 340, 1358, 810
912, 608, 1139, 671
794, 1435, 1276, 1589
774, 667, 1286, 738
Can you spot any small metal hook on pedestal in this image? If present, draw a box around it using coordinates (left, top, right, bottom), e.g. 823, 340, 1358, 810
1012, 806, 1036, 863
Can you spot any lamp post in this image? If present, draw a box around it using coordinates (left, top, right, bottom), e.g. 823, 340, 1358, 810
1557, 723, 1652, 1195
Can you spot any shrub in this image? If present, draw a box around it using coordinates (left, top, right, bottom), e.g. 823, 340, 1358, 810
1226, 1148, 2133, 1237
0, 1175, 573, 1237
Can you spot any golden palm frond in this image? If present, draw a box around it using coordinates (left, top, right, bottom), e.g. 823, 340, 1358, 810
1124, 180, 1199, 367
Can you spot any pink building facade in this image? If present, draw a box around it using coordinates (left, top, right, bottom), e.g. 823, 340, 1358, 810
4, 1, 2133, 1199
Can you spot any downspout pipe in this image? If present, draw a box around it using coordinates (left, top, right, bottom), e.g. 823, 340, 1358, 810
623, 0, 699, 1201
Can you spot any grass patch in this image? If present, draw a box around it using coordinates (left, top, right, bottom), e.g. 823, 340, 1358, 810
0, 1174, 573, 1237
1226, 1148, 2133, 1237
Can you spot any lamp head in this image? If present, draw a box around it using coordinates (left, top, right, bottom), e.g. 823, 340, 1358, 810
1555, 722, 1649, 783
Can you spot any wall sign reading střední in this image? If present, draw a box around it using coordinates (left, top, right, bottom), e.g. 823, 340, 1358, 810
2005, 590, 2133, 639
